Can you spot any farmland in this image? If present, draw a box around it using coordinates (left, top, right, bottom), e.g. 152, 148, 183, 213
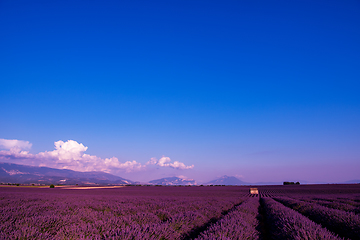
1, 184, 360, 239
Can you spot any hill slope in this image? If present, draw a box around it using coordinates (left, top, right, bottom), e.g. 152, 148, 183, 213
206, 175, 249, 185
149, 177, 196, 185
0, 162, 133, 185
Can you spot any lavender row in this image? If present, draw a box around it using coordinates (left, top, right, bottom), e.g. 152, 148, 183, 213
196, 197, 260, 240
275, 197, 360, 240
293, 194, 360, 205
0, 192, 242, 239
293, 195, 360, 214
306, 199, 359, 215
262, 197, 342, 240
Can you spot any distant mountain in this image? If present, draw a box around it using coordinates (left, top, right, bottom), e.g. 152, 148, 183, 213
344, 180, 360, 184
149, 177, 196, 185
0, 162, 133, 185
206, 175, 249, 185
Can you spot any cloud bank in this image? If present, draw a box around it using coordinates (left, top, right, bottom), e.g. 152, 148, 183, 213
147, 156, 194, 170
0, 139, 32, 150
0, 139, 194, 174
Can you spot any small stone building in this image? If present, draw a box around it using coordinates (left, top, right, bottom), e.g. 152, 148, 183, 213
250, 188, 258, 194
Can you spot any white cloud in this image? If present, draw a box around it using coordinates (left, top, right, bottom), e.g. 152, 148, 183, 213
170, 161, 194, 170
0, 139, 195, 174
0, 139, 145, 173
146, 157, 158, 165
158, 156, 171, 166
0, 138, 32, 150
148, 156, 194, 170
37, 140, 88, 163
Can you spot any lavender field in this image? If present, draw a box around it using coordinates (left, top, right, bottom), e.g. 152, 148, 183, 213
1, 184, 360, 239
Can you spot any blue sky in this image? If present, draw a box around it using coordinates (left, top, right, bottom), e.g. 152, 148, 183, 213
1, 0, 359, 183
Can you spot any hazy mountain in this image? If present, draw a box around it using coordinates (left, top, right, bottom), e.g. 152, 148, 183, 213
344, 180, 360, 184
206, 175, 249, 185
149, 177, 196, 185
2, 162, 356, 186
0, 162, 133, 185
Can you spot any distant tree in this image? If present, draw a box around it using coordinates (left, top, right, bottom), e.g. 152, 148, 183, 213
50, 184, 55, 188
283, 182, 294, 185
283, 181, 300, 185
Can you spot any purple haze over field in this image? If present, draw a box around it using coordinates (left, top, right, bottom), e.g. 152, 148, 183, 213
0, 0, 359, 183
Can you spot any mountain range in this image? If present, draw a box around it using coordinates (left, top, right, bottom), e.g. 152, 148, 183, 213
1, 162, 358, 185
0, 162, 133, 185
149, 176, 196, 185
205, 175, 248, 185
344, 179, 360, 184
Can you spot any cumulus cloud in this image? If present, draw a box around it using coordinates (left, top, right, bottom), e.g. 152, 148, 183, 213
146, 157, 158, 165
0, 138, 195, 174
157, 156, 171, 166
0, 139, 32, 150
0, 139, 145, 173
37, 140, 88, 163
147, 156, 194, 170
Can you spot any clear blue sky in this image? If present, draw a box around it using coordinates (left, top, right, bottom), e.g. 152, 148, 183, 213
1, 0, 359, 183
